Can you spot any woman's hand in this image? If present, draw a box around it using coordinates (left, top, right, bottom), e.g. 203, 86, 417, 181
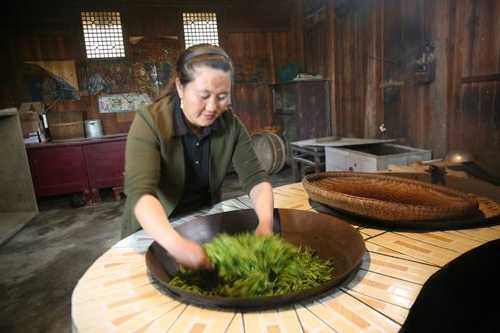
255, 222, 273, 236
170, 236, 213, 270
249, 181, 274, 236
134, 195, 212, 270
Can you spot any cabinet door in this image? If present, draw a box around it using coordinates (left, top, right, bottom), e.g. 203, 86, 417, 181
84, 140, 125, 189
297, 81, 330, 139
272, 80, 331, 143
27, 145, 89, 197
273, 85, 297, 115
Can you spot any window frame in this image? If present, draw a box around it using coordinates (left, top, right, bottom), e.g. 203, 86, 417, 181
181, 11, 220, 49
80, 9, 128, 61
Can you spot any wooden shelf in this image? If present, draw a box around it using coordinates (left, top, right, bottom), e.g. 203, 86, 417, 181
274, 112, 295, 116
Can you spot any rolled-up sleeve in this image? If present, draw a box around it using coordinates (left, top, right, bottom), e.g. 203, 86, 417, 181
231, 117, 270, 194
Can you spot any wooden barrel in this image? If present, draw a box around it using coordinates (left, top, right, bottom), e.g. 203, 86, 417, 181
251, 131, 286, 174
47, 110, 84, 140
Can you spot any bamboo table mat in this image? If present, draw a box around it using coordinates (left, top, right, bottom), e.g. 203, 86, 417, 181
72, 183, 500, 333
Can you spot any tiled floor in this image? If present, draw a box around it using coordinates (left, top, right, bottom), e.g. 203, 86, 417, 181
0, 167, 295, 332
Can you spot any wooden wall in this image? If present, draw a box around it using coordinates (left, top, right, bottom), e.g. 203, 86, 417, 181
0, 0, 297, 135
4, 0, 498, 171
303, 0, 500, 168
449, 0, 500, 172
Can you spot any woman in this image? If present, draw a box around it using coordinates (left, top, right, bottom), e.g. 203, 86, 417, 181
122, 44, 274, 269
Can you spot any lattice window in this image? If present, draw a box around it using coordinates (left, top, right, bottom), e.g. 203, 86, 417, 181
182, 12, 219, 49
81, 11, 126, 59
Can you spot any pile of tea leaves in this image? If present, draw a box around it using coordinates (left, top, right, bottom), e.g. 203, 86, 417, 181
169, 233, 334, 297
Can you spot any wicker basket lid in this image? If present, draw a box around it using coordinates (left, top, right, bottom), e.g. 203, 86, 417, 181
303, 172, 481, 222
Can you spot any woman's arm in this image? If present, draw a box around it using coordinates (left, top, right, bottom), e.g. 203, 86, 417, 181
227, 115, 274, 234
126, 110, 210, 270
249, 181, 274, 235
134, 194, 212, 269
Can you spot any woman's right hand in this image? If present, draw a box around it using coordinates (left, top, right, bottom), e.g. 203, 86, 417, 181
169, 236, 212, 270
134, 195, 212, 270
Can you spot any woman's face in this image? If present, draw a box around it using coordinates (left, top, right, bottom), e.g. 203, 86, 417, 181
176, 66, 231, 131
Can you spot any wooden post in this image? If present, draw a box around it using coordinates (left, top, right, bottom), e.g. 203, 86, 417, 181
326, 0, 337, 137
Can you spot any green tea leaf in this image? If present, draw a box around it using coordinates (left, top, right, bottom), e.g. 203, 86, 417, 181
169, 233, 334, 297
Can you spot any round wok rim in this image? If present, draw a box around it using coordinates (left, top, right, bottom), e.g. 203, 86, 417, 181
145, 208, 366, 310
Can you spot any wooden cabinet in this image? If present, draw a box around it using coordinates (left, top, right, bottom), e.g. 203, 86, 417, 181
26, 135, 127, 204
271, 79, 331, 146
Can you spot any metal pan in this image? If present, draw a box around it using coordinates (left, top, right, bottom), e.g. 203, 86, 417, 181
146, 208, 365, 310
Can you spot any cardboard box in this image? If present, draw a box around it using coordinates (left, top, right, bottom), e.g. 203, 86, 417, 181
19, 102, 45, 139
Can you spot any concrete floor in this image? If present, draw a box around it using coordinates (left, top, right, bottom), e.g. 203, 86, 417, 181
0, 167, 295, 332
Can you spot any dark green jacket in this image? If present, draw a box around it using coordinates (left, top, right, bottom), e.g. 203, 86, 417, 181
121, 99, 268, 237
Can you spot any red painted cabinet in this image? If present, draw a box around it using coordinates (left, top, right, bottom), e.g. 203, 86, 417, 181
84, 140, 126, 202
26, 135, 127, 203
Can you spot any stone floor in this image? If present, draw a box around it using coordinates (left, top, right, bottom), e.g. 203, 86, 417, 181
0, 167, 295, 333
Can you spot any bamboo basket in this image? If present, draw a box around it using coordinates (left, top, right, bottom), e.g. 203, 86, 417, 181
303, 172, 480, 222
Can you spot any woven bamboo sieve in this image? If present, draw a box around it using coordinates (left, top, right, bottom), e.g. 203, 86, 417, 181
303, 172, 481, 221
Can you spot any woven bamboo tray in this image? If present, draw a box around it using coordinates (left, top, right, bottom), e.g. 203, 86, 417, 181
303, 172, 481, 222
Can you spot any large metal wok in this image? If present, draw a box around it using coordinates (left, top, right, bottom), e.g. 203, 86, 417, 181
145, 208, 365, 310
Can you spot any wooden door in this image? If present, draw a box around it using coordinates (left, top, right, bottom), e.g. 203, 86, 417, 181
450, 0, 500, 173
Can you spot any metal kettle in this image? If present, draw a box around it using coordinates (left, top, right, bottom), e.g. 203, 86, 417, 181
85, 119, 104, 138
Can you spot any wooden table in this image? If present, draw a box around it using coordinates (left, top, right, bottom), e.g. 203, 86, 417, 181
72, 182, 500, 333
289, 143, 325, 182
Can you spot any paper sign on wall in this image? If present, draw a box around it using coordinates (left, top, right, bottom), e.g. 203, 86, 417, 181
98, 93, 152, 113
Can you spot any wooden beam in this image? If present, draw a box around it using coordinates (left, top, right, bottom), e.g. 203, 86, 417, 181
461, 73, 500, 83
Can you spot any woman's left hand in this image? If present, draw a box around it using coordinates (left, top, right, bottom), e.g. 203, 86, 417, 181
255, 222, 273, 236
250, 181, 274, 236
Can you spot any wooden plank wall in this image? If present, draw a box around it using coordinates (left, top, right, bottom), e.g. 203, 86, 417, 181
0, 1, 296, 135
450, 0, 500, 173
304, 0, 499, 167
